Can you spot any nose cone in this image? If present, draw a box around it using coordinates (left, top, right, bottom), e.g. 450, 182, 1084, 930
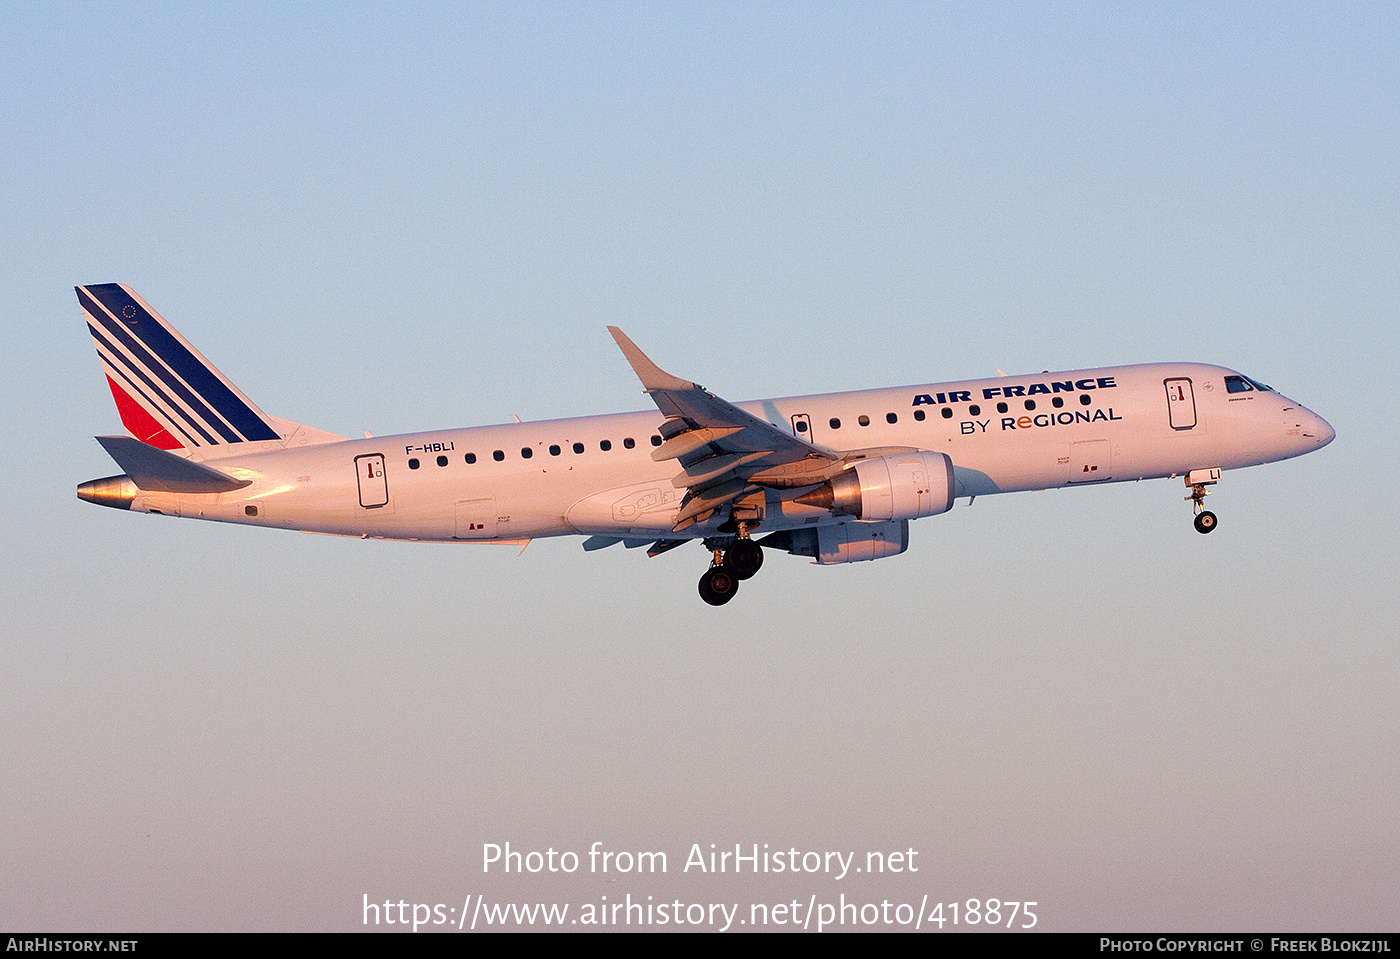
1309, 411, 1336, 448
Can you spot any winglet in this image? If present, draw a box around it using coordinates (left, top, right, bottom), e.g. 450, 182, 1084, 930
607, 327, 698, 393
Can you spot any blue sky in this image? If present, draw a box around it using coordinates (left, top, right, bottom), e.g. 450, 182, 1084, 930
3, 1, 1397, 931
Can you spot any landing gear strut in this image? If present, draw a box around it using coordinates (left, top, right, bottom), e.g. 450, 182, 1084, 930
696, 523, 765, 606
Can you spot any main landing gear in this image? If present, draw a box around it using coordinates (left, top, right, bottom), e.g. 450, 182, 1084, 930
699, 563, 739, 606
1184, 468, 1222, 535
697, 526, 765, 606
726, 537, 764, 579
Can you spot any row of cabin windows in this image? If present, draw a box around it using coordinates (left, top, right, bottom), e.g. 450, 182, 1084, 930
408, 434, 663, 469
819, 393, 1095, 430
409, 393, 1104, 467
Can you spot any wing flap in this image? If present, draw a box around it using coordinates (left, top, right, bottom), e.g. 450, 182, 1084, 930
651, 426, 742, 462
671, 451, 769, 489
646, 538, 690, 558
673, 478, 756, 530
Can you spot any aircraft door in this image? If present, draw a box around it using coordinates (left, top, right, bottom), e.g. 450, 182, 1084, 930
791, 414, 812, 440
1068, 439, 1111, 482
355, 454, 388, 508
455, 498, 497, 539
1165, 378, 1197, 430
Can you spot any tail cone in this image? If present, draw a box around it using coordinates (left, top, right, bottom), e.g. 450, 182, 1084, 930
77, 475, 137, 510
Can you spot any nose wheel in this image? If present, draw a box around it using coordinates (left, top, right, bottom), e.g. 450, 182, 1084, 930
1193, 510, 1217, 534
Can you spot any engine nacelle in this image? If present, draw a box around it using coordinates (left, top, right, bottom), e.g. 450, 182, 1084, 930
816, 520, 908, 564
795, 451, 955, 521
759, 520, 909, 564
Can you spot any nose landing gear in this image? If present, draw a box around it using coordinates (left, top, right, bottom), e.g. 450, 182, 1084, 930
1184, 468, 1222, 534
1193, 509, 1217, 534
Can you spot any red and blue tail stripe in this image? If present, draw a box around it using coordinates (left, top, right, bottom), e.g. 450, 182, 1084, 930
78, 284, 281, 450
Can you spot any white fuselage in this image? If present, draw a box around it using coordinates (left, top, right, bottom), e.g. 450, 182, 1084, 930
118, 362, 1332, 544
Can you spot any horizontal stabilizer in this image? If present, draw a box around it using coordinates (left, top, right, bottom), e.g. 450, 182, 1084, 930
95, 436, 252, 493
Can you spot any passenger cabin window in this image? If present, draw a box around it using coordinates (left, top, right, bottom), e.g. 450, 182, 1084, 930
941, 408, 953, 419
829, 418, 841, 429
997, 402, 1008, 413
465, 452, 477, 464
796, 420, 808, 432
886, 412, 898, 424
651, 435, 662, 446
521, 447, 532, 459
600, 439, 612, 451
1079, 394, 1092, 406
549, 445, 561, 456
408, 458, 420, 469
969, 405, 980, 416
1051, 397, 1063, 408
493, 450, 504, 461
859, 415, 870, 427
573, 442, 585, 454
436, 455, 448, 467
624, 438, 636, 449
914, 410, 925, 421
1024, 400, 1036, 411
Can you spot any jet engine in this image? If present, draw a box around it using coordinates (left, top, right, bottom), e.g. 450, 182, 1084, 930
793, 451, 955, 521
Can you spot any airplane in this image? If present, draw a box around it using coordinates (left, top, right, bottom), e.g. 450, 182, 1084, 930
75, 283, 1335, 605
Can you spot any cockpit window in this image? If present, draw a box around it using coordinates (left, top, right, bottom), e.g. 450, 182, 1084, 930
1225, 374, 1274, 394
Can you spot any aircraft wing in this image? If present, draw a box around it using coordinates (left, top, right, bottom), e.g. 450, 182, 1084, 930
609, 327, 841, 531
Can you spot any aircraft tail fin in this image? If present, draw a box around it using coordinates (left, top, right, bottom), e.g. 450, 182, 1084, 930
77, 284, 343, 455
